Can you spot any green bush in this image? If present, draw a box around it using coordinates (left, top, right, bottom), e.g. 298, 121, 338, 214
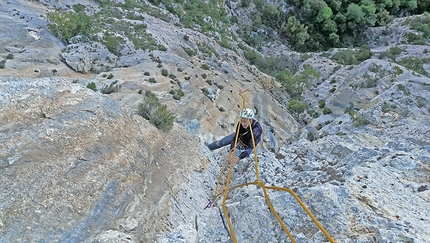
148, 77, 156, 83
277, 65, 319, 100
47, 10, 92, 43
318, 100, 326, 109
176, 89, 185, 97
86, 82, 97, 91
168, 73, 177, 79
201, 64, 210, 70
161, 69, 168, 76
287, 99, 309, 114
244, 49, 261, 65
102, 34, 123, 55
346, 108, 369, 127
107, 73, 114, 79
322, 107, 332, 114
137, 91, 175, 131
397, 84, 410, 95
72, 3, 86, 13
158, 45, 167, 51
184, 47, 197, 57
100, 80, 120, 94
379, 46, 403, 60
307, 109, 319, 118
331, 48, 372, 65
395, 57, 429, 75
6, 54, 14, 59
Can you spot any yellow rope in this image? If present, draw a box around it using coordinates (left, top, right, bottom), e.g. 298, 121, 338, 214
211, 90, 336, 243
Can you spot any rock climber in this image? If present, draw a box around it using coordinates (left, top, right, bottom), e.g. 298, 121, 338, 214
207, 108, 262, 164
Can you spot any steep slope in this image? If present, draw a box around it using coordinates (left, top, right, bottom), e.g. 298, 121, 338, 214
0, 77, 208, 242
162, 64, 430, 242
1, 1, 429, 243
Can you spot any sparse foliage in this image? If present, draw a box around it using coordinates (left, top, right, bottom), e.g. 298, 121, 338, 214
137, 91, 175, 131
101, 80, 121, 94
86, 82, 97, 91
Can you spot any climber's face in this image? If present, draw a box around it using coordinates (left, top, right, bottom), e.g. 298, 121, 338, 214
240, 118, 250, 129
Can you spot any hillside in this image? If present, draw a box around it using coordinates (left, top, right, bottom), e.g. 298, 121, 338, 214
0, 0, 429, 243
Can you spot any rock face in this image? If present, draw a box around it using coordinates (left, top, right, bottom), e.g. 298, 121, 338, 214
61, 36, 118, 74
0, 77, 207, 242
1, 1, 430, 243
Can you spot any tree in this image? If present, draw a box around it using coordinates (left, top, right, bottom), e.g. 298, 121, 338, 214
288, 99, 309, 115
323, 19, 338, 33
334, 12, 347, 33
281, 16, 310, 48
346, 3, 365, 30
361, 0, 377, 26
316, 6, 333, 23
329, 32, 340, 44
262, 3, 280, 28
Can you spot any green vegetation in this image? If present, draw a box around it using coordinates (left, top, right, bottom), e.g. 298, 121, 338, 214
6, 54, 14, 59
323, 107, 332, 115
236, 1, 428, 51
392, 66, 404, 76
161, 69, 168, 76
331, 48, 372, 65
395, 57, 430, 76
405, 12, 430, 43
397, 83, 410, 95
86, 82, 97, 91
359, 73, 378, 88
171, 89, 185, 100
184, 47, 197, 57
100, 80, 121, 94
277, 64, 320, 99
168, 74, 177, 80
307, 109, 319, 118
379, 46, 403, 60
148, 77, 156, 83
288, 99, 309, 114
307, 132, 316, 142
47, 10, 92, 43
137, 91, 175, 131
201, 64, 210, 70
149, 0, 233, 48
48, 2, 164, 54
345, 108, 369, 127
107, 73, 114, 79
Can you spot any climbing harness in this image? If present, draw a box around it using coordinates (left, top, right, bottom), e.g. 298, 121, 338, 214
205, 90, 336, 243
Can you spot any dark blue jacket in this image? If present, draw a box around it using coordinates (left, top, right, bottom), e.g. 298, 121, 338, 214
230, 120, 262, 159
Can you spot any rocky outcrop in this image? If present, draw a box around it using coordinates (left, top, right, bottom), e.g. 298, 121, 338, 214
0, 77, 207, 242
61, 36, 118, 73
162, 71, 430, 242
1, 0, 430, 243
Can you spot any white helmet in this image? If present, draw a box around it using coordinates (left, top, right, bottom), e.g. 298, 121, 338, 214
239, 108, 255, 119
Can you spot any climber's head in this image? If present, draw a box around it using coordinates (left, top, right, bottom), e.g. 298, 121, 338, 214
239, 108, 255, 128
